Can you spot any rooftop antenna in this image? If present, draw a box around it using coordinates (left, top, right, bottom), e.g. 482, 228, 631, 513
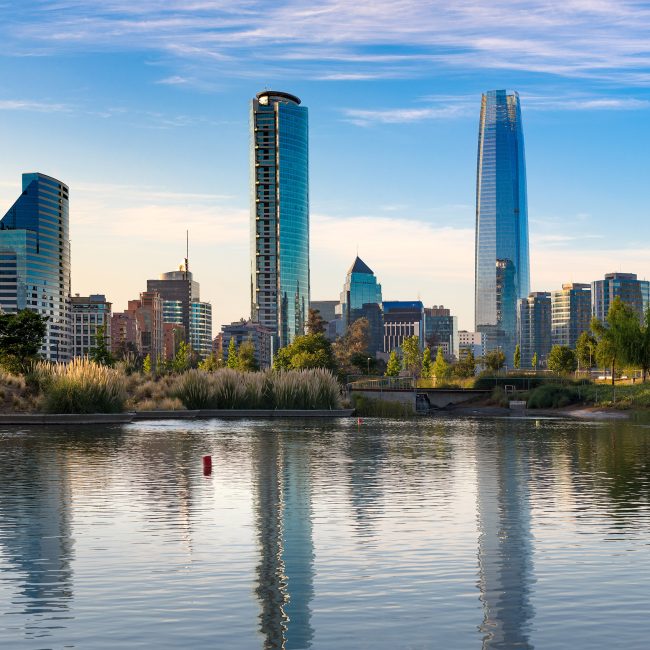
185, 230, 189, 278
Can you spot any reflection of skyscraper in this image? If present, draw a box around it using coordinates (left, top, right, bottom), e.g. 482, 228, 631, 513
253, 435, 314, 649
475, 90, 530, 361
476, 430, 534, 649
250, 91, 310, 349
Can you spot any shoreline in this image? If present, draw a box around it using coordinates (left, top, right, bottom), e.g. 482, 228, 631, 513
437, 404, 631, 420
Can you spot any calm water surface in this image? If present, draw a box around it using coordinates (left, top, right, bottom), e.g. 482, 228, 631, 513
1, 417, 649, 649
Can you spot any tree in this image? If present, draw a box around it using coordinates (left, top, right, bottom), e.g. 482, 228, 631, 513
226, 338, 239, 369
432, 346, 451, 384
455, 350, 476, 379
421, 347, 433, 379
385, 350, 401, 377
89, 324, 114, 366
237, 339, 258, 372
531, 352, 538, 370
576, 331, 597, 370
143, 354, 152, 375
306, 308, 327, 335
631, 308, 650, 382
513, 344, 521, 370
547, 345, 577, 375
333, 318, 369, 374
172, 341, 191, 373
401, 335, 422, 377
273, 333, 336, 371
199, 353, 223, 372
0, 310, 48, 373
483, 349, 505, 373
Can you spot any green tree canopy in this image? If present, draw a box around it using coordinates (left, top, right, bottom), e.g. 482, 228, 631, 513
273, 333, 336, 371
333, 318, 369, 375
226, 338, 239, 369
421, 347, 433, 379
576, 331, 598, 370
198, 352, 223, 372
432, 346, 451, 384
0, 310, 48, 373
89, 324, 114, 366
237, 339, 259, 372
513, 344, 521, 370
531, 352, 538, 370
483, 349, 505, 373
455, 350, 476, 379
385, 350, 401, 377
547, 345, 577, 375
401, 335, 422, 377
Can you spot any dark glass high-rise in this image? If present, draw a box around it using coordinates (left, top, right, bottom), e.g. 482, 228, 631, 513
475, 90, 530, 362
250, 90, 309, 349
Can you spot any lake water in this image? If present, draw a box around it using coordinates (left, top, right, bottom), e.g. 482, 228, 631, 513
1, 416, 649, 649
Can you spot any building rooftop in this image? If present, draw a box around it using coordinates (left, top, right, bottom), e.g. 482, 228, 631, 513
347, 256, 374, 276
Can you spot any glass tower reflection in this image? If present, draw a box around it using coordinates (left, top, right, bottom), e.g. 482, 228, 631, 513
475, 90, 530, 361
250, 91, 310, 349
254, 435, 314, 649
476, 430, 534, 649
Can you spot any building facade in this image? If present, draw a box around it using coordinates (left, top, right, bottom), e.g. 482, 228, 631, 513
71, 294, 112, 359
517, 292, 552, 369
116, 291, 164, 361
459, 330, 485, 360
424, 305, 459, 359
222, 320, 275, 369
0, 173, 71, 361
147, 267, 212, 359
551, 283, 591, 348
250, 90, 309, 349
382, 301, 425, 353
592, 272, 649, 322
111, 312, 137, 357
475, 90, 530, 362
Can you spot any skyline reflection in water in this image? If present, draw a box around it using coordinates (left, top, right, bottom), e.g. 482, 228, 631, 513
1, 418, 649, 649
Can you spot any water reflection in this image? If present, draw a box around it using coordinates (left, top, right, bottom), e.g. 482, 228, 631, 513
254, 433, 314, 649
477, 427, 534, 649
0, 442, 74, 632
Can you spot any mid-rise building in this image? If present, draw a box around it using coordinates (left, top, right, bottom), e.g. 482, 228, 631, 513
111, 312, 137, 358
222, 319, 275, 369
147, 266, 212, 359
424, 305, 459, 359
382, 301, 425, 353
337, 257, 384, 354
551, 283, 591, 348
71, 294, 112, 359
250, 90, 309, 349
459, 330, 485, 359
0, 172, 71, 361
592, 272, 649, 322
475, 90, 530, 362
517, 292, 552, 369
310, 299, 341, 341
114, 291, 164, 361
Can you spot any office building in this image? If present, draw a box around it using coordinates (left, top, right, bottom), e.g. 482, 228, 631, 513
147, 266, 212, 359
517, 292, 552, 369
459, 330, 484, 360
337, 257, 384, 354
222, 319, 275, 369
111, 311, 137, 358
424, 305, 459, 359
0, 172, 71, 361
592, 272, 649, 322
311, 299, 341, 341
71, 294, 112, 359
382, 301, 425, 353
475, 90, 530, 362
250, 90, 309, 349
551, 283, 591, 348
113, 291, 164, 361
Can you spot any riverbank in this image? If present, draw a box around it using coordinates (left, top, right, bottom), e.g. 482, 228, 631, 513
439, 403, 631, 420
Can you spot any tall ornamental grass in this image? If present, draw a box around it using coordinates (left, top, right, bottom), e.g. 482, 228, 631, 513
37, 358, 127, 414
172, 368, 340, 410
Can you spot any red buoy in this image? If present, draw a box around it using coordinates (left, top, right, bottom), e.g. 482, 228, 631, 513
202, 455, 212, 476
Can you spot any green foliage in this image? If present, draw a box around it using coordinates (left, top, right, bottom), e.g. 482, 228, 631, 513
351, 394, 414, 417
171, 341, 192, 373
37, 358, 127, 413
333, 318, 370, 374
421, 347, 432, 379
237, 339, 259, 372
306, 308, 327, 335
0, 310, 48, 373
198, 353, 223, 372
432, 346, 451, 383
143, 354, 152, 375
89, 324, 114, 366
547, 345, 578, 375
455, 350, 476, 379
513, 344, 521, 370
273, 333, 336, 371
226, 338, 239, 369
531, 352, 538, 370
401, 335, 422, 377
172, 368, 341, 410
527, 384, 579, 409
385, 350, 401, 377
483, 349, 506, 372
576, 331, 597, 369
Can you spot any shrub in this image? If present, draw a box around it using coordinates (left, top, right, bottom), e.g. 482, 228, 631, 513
38, 359, 127, 413
352, 394, 414, 417
172, 370, 215, 409
527, 384, 579, 409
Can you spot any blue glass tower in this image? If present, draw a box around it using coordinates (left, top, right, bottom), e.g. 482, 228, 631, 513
0, 173, 71, 361
475, 90, 530, 361
250, 90, 309, 349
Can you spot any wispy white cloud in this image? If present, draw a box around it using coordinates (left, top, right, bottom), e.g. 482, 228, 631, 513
0, 99, 71, 112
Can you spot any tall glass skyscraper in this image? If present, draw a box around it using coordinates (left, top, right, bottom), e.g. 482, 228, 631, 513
475, 90, 530, 361
0, 173, 71, 361
250, 90, 309, 349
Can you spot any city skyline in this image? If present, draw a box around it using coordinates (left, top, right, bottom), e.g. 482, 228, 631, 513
1, 2, 650, 331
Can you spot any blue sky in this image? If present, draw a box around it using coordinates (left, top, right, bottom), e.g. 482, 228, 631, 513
1, 1, 649, 330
